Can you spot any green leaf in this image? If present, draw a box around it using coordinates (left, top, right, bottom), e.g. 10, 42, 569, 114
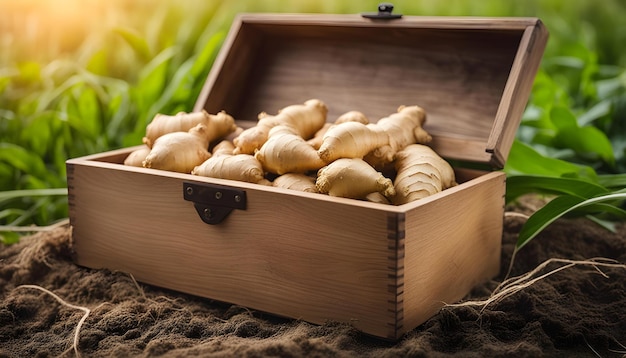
550, 105, 577, 130
113, 27, 152, 62
597, 173, 626, 189
585, 215, 617, 233
189, 31, 225, 81
104, 90, 132, 145
74, 85, 102, 139
0, 143, 48, 179
86, 49, 109, 76
135, 47, 178, 120
17, 61, 42, 83
148, 58, 195, 115
506, 175, 608, 203
571, 203, 626, 218
19, 114, 52, 157
553, 125, 615, 165
0, 231, 21, 245
578, 99, 612, 126
516, 193, 626, 251
504, 140, 596, 179
0, 208, 26, 220
0, 188, 68, 204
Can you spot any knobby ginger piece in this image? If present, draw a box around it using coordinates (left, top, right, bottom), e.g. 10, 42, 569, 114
192, 153, 265, 184
317, 121, 389, 163
316, 158, 395, 199
273, 173, 318, 193
307, 110, 370, 150
123, 146, 151, 167
211, 139, 236, 156
142, 124, 212, 174
233, 99, 328, 154
364, 105, 432, 170
393, 144, 457, 205
254, 125, 326, 175
143, 110, 237, 148
365, 192, 391, 205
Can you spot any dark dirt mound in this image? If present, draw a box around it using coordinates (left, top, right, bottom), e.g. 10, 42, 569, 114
1, 204, 625, 357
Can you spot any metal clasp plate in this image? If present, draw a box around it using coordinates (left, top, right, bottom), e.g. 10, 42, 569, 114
361, 3, 403, 20
183, 182, 246, 225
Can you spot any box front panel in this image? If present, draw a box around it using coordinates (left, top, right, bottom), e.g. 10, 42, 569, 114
68, 160, 397, 337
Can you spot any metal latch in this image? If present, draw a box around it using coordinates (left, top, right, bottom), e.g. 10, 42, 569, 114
183, 182, 246, 225
361, 3, 403, 20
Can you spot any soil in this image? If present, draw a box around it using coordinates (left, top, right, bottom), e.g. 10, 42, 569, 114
1, 199, 625, 357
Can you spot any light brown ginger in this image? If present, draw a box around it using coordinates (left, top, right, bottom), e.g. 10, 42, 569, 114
233, 99, 328, 154
364, 105, 432, 170
317, 121, 389, 163
191, 140, 265, 184
316, 158, 396, 199
272, 173, 318, 193
254, 125, 326, 175
392, 144, 457, 205
142, 124, 212, 173
123, 146, 151, 167
143, 110, 237, 148
307, 110, 370, 150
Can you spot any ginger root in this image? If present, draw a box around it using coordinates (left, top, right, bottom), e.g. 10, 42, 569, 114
211, 139, 236, 156
364, 105, 432, 170
273, 173, 318, 193
191, 140, 265, 183
123, 146, 151, 167
143, 110, 237, 148
192, 154, 265, 185
142, 124, 212, 173
316, 158, 395, 199
317, 122, 389, 163
307, 110, 370, 150
233, 99, 328, 154
254, 125, 326, 175
393, 144, 457, 205
317, 106, 432, 167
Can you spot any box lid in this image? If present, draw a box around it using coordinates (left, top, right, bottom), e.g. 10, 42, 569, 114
194, 13, 548, 169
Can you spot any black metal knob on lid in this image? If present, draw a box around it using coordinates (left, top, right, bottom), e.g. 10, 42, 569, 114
362, 3, 403, 19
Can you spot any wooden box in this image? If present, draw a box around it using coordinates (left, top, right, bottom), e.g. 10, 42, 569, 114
66, 13, 548, 340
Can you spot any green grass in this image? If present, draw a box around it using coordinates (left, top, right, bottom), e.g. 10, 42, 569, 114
1, 0, 625, 245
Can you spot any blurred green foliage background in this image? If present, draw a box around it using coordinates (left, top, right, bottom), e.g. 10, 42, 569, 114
1, 0, 625, 242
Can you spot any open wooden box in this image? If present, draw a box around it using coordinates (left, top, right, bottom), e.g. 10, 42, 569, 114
66, 12, 548, 340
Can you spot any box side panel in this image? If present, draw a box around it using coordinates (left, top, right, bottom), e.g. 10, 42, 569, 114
68, 162, 396, 338
402, 171, 505, 332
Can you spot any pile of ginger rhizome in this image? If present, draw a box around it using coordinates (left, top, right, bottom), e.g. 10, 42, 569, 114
124, 99, 458, 205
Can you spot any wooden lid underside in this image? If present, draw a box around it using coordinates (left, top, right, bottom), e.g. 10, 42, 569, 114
195, 14, 548, 168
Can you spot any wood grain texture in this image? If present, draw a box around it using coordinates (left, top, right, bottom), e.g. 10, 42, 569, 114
68, 156, 400, 338
195, 14, 547, 168
401, 171, 505, 334
488, 20, 549, 167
